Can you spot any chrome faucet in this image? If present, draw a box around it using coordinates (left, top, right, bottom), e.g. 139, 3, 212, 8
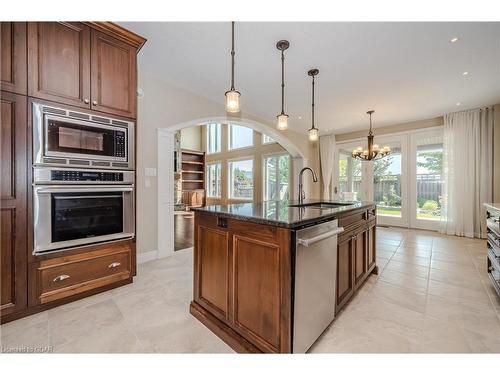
298, 167, 318, 205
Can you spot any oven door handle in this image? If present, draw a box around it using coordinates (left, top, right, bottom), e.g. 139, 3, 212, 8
35, 186, 134, 194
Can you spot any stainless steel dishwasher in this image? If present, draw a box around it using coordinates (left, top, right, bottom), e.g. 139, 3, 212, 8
293, 219, 344, 353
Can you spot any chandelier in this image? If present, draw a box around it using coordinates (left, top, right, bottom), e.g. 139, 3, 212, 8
352, 110, 391, 161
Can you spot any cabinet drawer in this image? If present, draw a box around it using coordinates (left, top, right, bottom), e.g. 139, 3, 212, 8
31, 245, 131, 304
338, 210, 367, 231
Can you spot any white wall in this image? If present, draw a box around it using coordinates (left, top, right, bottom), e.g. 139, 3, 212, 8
180, 127, 202, 151
136, 70, 318, 254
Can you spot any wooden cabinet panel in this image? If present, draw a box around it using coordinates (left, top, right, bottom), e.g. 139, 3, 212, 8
232, 235, 281, 352
91, 30, 136, 118
197, 226, 229, 319
1, 22, 27, 94
28, 22, 91, 108
336, 235, 354, 311
367, 224, 376, 270
354, 231, 367, 285
1, 92, 27, 317
29, 241, 132, 306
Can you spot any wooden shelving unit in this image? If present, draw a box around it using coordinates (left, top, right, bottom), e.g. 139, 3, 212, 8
181, 149, 206, 209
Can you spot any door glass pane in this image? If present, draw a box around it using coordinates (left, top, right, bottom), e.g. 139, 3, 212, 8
338, 149, 363, 201
265, 156, 278, 200
374, 146, 402, 217
279, 155, 290, 200
52, 192, 123, 242
264, 154, 290, 201
416, 143, 443, 220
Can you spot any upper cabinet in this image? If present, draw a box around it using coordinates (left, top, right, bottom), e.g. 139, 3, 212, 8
28, 22, 91, 109
26, 22, 145, 119
91, 30, 137, 118
1, 22, 27, 95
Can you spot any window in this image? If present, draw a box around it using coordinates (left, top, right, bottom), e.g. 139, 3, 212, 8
338, 147, 363, 201
264, 154, 290, 201
415, 142, 443, 221
228, 124, 253, 150
206, 162, 222, 198
229, 159, 253, 199
262, 134, 276, 144
206, 123, 221, 154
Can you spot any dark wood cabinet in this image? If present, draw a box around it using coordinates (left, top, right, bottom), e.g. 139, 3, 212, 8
27, 22, 143, 118
192, 213, 291, 353
336, 234, 354, 311
27, 22, 91, 108
1, 22, 27, 95
336, 208, 377, 313
354, 230, 368, 284
90, 30, 137, 118
1, 92, 27, 317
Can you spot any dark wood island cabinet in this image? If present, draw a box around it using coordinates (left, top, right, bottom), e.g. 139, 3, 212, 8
190, 200, 377, 353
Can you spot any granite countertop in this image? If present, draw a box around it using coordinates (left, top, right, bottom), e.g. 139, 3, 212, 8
192, 199, 375, 229
485, 203, 500, 212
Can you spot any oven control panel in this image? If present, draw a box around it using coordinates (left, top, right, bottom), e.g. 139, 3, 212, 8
51, 170, 124, 182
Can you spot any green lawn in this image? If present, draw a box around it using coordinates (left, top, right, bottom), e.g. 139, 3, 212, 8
376, 206, 440, 220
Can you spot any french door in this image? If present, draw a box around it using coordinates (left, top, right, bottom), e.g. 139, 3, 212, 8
334, 128, 443, 231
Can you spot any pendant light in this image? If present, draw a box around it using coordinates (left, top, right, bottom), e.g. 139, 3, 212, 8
225, 21, 240, 113
308, 69, 319, 141
352, 111, 391, 161
276, 40, 290, 130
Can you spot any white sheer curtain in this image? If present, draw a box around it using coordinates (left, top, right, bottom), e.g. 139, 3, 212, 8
319, 134, 336, 199
440, 107, 493, 238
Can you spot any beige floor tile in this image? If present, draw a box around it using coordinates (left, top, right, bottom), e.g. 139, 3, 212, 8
391, 253, 431, 267
370, 280, 427, 313
384, 259, 430, 278
395, 246, 432, 258
0, 321, 49, 350
431, 251, 473, 266
427, 279, 492, 307
420, 317, 470, 353
378, 268, 429, 294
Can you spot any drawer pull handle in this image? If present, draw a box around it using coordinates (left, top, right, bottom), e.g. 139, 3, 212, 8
53, 274, 70, 282
108, 262, 121, 268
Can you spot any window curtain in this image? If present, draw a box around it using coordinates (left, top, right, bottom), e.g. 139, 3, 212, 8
440, 107, 493, 238
319, 134, 336, 199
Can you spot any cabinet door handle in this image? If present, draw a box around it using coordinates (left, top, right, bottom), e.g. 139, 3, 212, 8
108, 262, 121, 268
84, 98, 89, 104
53, 274, 70, 282
92, 100, 98, 106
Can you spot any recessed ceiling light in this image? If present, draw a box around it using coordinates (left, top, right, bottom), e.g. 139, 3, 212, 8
462, 71, 469, 76
298, 116, 302, 120
450, 37, 459, 43
456, 102, 461, 106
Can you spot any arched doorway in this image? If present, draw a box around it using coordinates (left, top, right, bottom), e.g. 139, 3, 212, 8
156, 117, 306, 258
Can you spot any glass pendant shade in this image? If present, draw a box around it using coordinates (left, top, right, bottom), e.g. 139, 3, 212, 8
277, 113, 289, 130
308, 127, 319, 141
225, 89, 240, 113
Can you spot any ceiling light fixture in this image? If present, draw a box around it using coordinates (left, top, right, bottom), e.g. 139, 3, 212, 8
225, 21, 240, 113
456, 102, 461, 106
307, 69, 320, 142
462, 71, 469, 76
450, 37, 459, 43
276, 40, 290, 130
352, 111, 391, 161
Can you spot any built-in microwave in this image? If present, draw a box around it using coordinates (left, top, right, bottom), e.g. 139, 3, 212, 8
33, 102, 134, 170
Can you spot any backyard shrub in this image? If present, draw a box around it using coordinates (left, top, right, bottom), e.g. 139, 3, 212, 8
422, 200, 439, 211
417, 197, 426, 208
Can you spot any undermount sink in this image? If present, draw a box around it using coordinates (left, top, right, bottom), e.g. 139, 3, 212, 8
288, 202, 353, 209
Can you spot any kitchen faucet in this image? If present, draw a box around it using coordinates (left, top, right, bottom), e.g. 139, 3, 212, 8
298, 167, 318, 205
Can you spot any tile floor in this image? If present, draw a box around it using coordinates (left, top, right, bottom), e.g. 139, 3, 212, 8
1, 228, 500, 353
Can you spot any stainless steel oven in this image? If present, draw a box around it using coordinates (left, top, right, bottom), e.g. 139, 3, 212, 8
33, 168, 135, 254
33, 102, 134, 170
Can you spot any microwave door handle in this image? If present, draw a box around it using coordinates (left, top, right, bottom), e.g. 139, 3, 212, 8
35, 186, 134, 194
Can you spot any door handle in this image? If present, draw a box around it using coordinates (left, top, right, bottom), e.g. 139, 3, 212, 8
108, 262, 121, 268
298, 227, 344, 247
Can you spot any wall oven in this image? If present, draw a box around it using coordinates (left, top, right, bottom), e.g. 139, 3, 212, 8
33, 168, 135, 254
33, 102, 134, 170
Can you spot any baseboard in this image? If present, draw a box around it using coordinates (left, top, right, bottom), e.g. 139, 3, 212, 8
137, 249, 158, 264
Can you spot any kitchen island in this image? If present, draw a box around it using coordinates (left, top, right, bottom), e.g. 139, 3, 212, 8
190, 200, 377, 353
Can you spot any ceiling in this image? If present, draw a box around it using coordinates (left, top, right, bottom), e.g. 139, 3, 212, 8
120, 22, 500, 134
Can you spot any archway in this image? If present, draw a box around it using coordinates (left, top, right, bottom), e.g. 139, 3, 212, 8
156, 117, 306, 259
